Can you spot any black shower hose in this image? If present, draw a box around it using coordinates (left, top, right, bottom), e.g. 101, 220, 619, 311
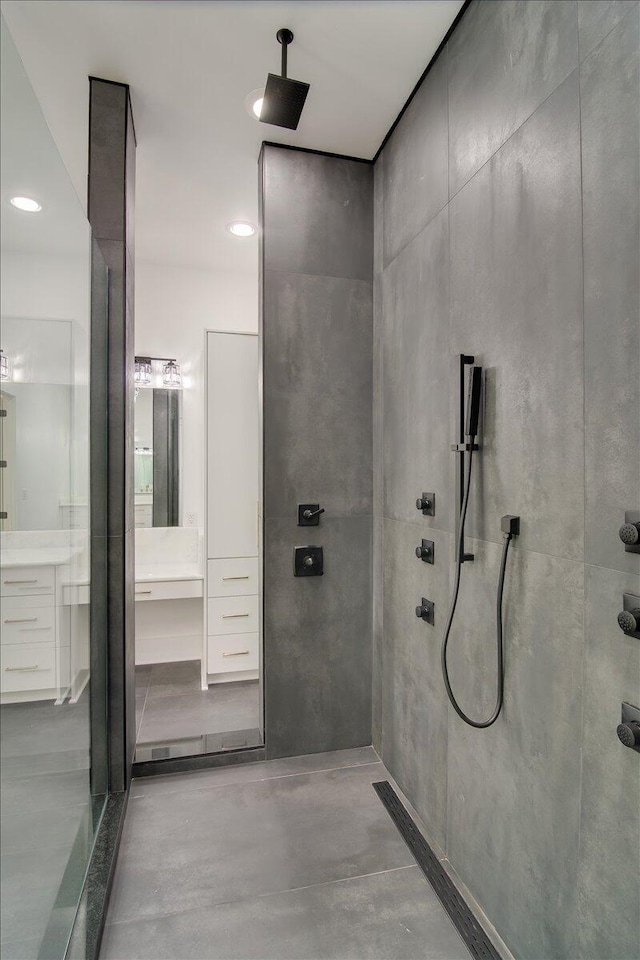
441, 447, 514, 728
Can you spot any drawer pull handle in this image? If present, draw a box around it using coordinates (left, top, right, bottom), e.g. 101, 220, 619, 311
4, 579, 38, 585
135, 590, 153, 595
222, 576, 250, 581
4, 617, 38, 624
5, 664, 40, 672
222, 613, 250, 619
222, 650, 250, 657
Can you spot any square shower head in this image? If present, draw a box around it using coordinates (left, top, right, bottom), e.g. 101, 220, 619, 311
260, 73, 310, 130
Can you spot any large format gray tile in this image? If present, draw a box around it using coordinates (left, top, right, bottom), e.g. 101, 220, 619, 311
263, 270, 373, 520
577, 564, 640, 960
0, 937, 43, 959
381, 519, 450, 850
578, 0, 639, 59
449, 73, 584, 561
448, 0, 578, 196
262, 145, 373, 281
145, 659, 200, 700
382, 208, 451, 529
137, 683, 259, 745
101, 866, 469, 960
446, 539, 584, 960
0, 769, 88, 818
131, 746, 380, 798
581, 8, 640, 574
382, 51, 448, 267
264, 515, 372, 758
372, 514, 384, 754
0, 845, 74, 945
106, 763, 412, 923
373, 154, 384, 277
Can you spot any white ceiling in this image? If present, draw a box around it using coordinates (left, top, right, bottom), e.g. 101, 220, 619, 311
1, 0, 463, 273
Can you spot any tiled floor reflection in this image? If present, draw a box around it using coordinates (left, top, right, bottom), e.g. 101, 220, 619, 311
135, 661, 261, 758
101, 748, 470, 960
0, 693, 93, 957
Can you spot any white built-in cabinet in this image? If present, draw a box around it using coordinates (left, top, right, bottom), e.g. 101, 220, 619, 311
205, 332, 260, 684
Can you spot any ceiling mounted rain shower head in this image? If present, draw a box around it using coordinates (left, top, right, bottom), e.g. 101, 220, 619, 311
260, 28, 309, 131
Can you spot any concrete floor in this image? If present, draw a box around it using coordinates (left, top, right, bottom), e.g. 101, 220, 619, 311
100, 747, 470, 960
135, 661, 260, 746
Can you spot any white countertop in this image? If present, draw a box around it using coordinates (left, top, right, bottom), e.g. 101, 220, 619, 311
135, 564, 203, 583
1, 547, 79, 567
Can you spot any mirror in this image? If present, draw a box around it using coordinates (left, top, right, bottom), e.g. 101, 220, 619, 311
134, 386, 181, 526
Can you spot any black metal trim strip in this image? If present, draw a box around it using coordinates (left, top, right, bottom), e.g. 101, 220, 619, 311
132, 744, 266, 779
372, 0, 473, 163
373, 781, 501, 960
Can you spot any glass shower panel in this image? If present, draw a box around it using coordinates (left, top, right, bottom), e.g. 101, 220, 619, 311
0, 15, 108, 960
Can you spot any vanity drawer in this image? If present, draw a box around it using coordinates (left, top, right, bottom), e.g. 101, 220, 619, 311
1, 642, 56, 693
134, 579, 203, 602
208, 595, 259, 635
1, 566, 55, 597
1, 597, 55, 645
208, 558, 259, 597
207, 632, 258, 674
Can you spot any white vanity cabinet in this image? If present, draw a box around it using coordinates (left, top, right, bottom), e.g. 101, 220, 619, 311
1, 564, 68, 702
205, 332, 260, 684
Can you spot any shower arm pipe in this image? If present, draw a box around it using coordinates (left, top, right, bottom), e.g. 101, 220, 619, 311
452, 354, 478, 563
277, 28, 294, 78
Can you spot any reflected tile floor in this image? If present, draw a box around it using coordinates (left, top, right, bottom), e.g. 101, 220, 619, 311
0, 694, 92, 955
100, 748, 470, 960
135, 661, 260, 747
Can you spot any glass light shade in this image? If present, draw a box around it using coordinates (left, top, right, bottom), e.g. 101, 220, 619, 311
134, 357, 152, 386
162, 360, 181, 388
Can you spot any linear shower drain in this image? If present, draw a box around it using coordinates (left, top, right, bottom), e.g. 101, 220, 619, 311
373, 781, 501, 960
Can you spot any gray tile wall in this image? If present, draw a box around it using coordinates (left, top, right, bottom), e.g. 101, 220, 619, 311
374, 2, 640, 958
260, 145, 374, 759
88, 78, 136, 793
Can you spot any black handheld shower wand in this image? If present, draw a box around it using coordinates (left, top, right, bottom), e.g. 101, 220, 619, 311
441, 359, 519, 729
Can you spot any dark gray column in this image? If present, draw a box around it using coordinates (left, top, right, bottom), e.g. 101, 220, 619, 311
88, 77, 136, 793
260, 144, 373, 759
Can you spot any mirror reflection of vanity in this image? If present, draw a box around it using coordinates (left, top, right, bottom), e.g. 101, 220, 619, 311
1, 316, 91, 706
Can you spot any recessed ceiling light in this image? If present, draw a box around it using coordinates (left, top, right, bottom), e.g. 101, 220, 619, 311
227, 221, 256, 238
244, 88, 265, 120
10, 196, 42, 213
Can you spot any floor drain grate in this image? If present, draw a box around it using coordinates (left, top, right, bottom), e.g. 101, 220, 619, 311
373, 781, 501, 960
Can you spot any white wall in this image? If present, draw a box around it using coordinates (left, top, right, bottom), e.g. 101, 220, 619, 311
1, 250, 91, 530
135, 261, 257, 526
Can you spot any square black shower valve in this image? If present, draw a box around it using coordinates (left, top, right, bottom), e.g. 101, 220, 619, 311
416, 492, 436, 517
415, 598, 435, 625
298, 503, 324, 526
415, 539, 435, 564
294, 545, 324, 577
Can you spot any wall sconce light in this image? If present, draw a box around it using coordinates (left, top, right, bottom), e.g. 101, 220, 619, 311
0, 350, 12, 381
162, 359, 181, 388
134, 355, 182, 389
134, 356, 152, 387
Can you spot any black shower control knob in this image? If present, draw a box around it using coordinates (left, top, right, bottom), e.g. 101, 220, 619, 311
303, 555, 315, 567
415, 544, 431, 560
416, 496, 431, 512
617, 609, 640, 634
617, 721, 640, 749
619, 522, 640, 545
415, 604, 426, 620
